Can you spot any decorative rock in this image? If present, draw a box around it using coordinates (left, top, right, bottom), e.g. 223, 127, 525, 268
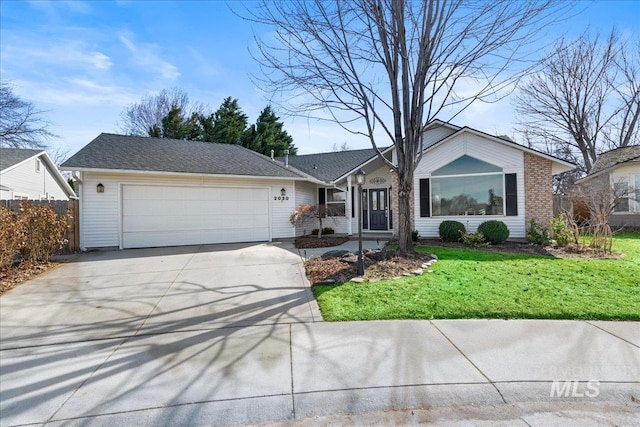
427, 270, 434, 273
402, 273, 412, 277
321, 250, 351, 260
412, 269, 424, 275
350, 277, 365, 283
392, 276, 402, 280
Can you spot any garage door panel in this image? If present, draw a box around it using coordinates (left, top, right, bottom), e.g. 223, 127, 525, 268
122, 185, 270, 248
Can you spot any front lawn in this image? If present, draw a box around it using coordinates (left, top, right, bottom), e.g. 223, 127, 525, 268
313, 233, 640, 321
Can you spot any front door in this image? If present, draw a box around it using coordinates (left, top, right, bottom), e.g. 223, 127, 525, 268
369, 188, 388, 230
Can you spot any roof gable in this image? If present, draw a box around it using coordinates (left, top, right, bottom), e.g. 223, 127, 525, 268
0, 148, 44, 172
61, 133, 305, 179
589, 146, 640, 175
281, 147, 390, 183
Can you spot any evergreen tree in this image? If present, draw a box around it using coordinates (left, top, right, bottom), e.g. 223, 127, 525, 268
211, 97, 248, 144
147, 104, 195, 140
242, 105, 296, 156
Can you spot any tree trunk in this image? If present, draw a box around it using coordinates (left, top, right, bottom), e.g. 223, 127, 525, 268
396, 173, 414, 253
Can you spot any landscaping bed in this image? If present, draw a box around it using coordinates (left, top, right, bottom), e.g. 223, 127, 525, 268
295, 235, 349, 248
0, 262, 56, 295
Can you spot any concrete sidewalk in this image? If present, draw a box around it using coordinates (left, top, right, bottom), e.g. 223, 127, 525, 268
1, 319, 638, 426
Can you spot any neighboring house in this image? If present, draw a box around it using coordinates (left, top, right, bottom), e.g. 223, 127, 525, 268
0, 148, 76, 201
61, 123, 574, 250
576, 146, 640, 227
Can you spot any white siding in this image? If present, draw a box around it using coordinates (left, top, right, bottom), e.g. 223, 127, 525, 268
420, 125, 458, 149
0, 156, 70, 200
414, 132, 527, 238
81, 172, 296, 249
270, 182, 296, 239
294, 181, 318, 236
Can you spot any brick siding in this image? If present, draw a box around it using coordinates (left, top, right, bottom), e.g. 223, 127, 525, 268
524, 152, 553, 227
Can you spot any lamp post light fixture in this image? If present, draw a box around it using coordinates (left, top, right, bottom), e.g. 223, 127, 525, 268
96, 183, 105, 193
355, 168, 366, 276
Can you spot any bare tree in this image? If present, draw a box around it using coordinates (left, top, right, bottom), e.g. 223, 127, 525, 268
331, 142, 351, 152
248, 0, 570, 252
515, 30, 639, 174
0, 82, 55, 149
118, 88, 204, 136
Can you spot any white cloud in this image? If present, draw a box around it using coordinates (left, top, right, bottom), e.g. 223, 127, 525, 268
5, 40, 112, 71
119, 32, 180, 80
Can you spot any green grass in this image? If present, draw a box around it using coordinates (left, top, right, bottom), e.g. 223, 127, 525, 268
313, 232, 640, 321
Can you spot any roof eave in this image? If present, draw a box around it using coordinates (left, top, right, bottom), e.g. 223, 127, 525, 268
424, 127, 577, 170
60, 166, 310, 181
332, 145, 394, 183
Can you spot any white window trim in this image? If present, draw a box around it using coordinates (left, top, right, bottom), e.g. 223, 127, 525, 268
13, 192, 29, 200
35, 159, 41, 173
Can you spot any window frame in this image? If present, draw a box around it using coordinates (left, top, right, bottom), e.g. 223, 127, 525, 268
430, 171, 506, 217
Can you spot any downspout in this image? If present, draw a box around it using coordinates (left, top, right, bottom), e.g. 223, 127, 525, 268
72, 171, 85, 251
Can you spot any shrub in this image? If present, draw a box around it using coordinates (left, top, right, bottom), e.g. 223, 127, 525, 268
526, 218, 549, 245
311, 228, 319, 235
439, 220, 466, 242
477, 220, 509, 244
460, 231, 489, 247
412, 230, 420, 242
549, 214, 574, 247
0, 208, 21, 269
322, 227, 335, 235
17, 203, 69, 263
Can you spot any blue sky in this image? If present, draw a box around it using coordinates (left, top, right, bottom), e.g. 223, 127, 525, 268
1, 0, 638, 158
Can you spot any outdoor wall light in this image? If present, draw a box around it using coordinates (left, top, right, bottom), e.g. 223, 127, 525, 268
96, 183, 105, 193
280, 188, 286, 197
355, 168, 366, 186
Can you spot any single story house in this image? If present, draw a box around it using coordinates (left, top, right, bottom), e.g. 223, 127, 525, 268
576, 145, 640, 227
0, 148, 76, 201
61, 122, 574, 250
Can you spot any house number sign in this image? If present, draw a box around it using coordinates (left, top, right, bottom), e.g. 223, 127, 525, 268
274, 196, 290, 201
369, 177, 386, 185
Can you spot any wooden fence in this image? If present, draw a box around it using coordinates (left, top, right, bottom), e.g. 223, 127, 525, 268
553, 195, 573, 217
1, 199, 80, 253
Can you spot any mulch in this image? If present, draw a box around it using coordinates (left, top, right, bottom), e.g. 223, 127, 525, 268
0, 262, 56, 295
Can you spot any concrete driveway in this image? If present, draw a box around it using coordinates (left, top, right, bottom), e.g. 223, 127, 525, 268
1, 242, 638, 426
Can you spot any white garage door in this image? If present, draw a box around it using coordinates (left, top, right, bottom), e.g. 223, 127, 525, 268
122, 185, 270, 249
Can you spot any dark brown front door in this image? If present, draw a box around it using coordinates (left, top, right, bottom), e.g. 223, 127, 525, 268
369, 188, 388, 230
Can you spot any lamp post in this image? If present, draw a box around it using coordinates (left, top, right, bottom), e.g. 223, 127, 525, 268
355, 168, 366, 276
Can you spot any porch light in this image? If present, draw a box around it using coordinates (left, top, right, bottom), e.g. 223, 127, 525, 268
280, 188, 286, 197
96, 183, 105, 193
355, 169, 366, 276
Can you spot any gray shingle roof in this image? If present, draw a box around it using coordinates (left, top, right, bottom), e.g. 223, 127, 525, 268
61, 133, 305, 179
0, 148, 43, 172
281, 148, 388, 183
589, 146, 640, 175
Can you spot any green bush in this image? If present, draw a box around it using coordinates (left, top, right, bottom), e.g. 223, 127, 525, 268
311, 227, 335, 236
439, 220, 466, 242
549, 214, 573, 247
477, 220, 509, 244
526, 218, 549, 245
461, 231, 489, 247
